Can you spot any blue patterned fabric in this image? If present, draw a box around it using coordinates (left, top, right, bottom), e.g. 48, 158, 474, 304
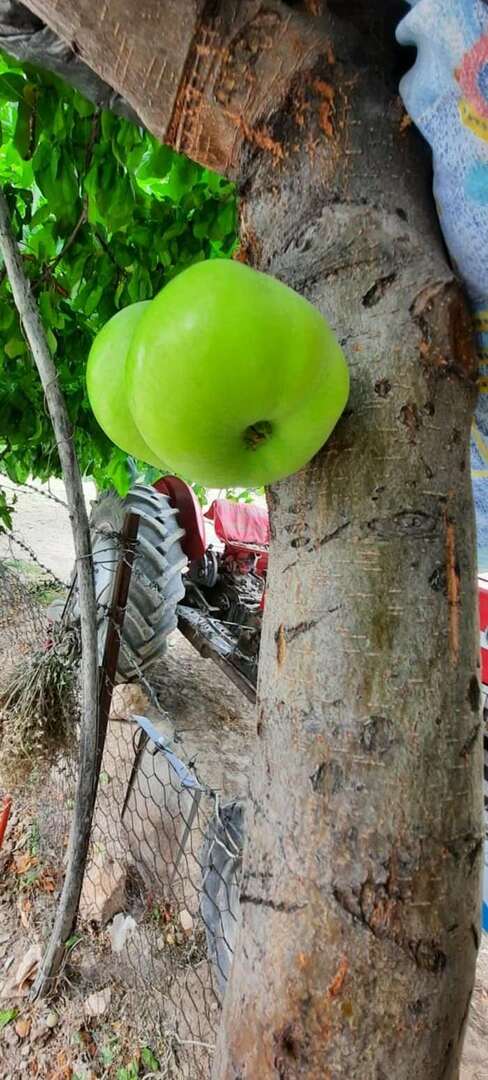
396, 0, 488, 932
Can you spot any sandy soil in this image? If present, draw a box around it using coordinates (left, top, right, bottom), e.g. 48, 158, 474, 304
0, 480, 486, 1078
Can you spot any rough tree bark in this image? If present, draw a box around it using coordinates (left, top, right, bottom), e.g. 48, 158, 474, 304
18, 1, 484, 1075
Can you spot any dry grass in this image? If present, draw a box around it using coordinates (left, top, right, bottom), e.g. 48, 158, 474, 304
0, 623, 80, 781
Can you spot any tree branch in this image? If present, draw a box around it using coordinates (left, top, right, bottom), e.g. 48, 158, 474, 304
0, 186, 100, 997
34, 198, 87, 291
19, 0, 323, 177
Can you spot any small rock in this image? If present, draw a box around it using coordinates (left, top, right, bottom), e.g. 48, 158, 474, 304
179, 909, 193, 935
45, 1010, 58, 1029
84, 986, 111, 1018
157, 934, 166, 951
166, 930, 175, 946
79, 857, 128, 926
109, 913, 136, 954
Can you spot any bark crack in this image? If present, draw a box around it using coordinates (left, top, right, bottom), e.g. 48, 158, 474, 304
332, 856, 448, 975
240, 893, 307, 914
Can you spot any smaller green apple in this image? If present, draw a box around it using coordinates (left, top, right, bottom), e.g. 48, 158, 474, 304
86, 302, 165, 470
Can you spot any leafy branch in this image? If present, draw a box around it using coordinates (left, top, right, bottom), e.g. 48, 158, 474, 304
0, 51, 237, 497
38, 198, 88, 285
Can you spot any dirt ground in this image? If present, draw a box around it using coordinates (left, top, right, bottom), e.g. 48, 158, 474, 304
0, 481, 487, 1078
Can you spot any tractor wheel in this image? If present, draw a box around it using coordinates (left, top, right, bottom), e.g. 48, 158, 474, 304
67, 484, 187, 682
200, 799, 244, 996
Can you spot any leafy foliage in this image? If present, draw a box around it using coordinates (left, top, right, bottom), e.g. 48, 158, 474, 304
0, 486, 14, 530
0, 52, 237, 495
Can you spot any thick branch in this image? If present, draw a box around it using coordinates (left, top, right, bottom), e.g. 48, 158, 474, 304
0, 188, 100, 996
20, 0, 322, 176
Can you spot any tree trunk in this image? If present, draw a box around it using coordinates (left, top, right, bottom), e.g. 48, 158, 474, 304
21, 2, 484, 1074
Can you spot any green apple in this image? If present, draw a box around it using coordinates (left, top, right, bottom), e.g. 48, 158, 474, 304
126, 259, 349, 488
86, 302, 165, 470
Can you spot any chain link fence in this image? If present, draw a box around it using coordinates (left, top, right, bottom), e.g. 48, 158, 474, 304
0, 481, 254, 1078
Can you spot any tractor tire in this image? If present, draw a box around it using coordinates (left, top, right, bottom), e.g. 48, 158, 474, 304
200, 799, 244, 996
68, 484, 187, 683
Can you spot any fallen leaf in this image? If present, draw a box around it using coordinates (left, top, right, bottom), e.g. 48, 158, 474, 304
83, 987, 111, 1018
78, 1026, 97, 1058
15, 1017, 31, 1038
36, 872, 56, 894
18, 896, 32, 929
15, 943, 41, 991
51, 1047, 74, 1079
13, 853, 37, 876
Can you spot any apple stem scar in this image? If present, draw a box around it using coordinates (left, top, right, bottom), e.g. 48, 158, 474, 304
244, 420, 273, 450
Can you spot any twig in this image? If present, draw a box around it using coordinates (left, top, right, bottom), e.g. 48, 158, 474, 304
94, 228, 126, 276
35, 199, 87, 290
0, 185, 99, 998
50, 200, 87, 274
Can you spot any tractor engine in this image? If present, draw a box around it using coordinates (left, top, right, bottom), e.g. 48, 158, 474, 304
187, 545, 264, 664
152, 479, 268, 693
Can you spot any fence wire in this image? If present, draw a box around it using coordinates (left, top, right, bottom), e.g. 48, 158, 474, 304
0, 483, 252, 1079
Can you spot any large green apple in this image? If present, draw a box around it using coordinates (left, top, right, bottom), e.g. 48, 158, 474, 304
86, 302, 165, 470
126, 260, 349, 488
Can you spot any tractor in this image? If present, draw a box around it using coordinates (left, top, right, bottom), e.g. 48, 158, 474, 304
81, 476, 268, 697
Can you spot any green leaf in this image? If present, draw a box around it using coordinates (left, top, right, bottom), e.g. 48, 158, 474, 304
0, 1009, 17, 1030
0, 73, 25, 102
13, 100, 31, 159
65, 932, 83, 952
72, 92, 94, 117
103, 450, 132, 496
141, 1047, 159, 1071
101, 1042, 117, 1066
0, 489, 14, 531
4, 336, 26, 358
101, 110, 116, 140
46, 328, 57, 354
27, 220, 57, 260
30, 203, 51, 227
0, 304, 15, 332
